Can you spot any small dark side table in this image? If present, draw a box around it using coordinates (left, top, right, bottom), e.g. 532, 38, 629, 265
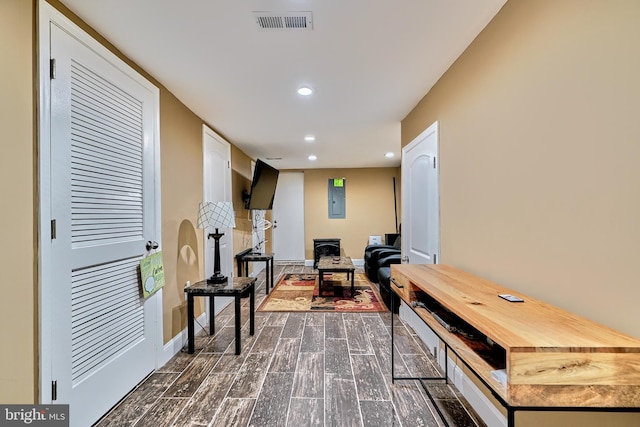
184, 276, 256, 355
236, 252, 274, 295
317, 256, 355, 296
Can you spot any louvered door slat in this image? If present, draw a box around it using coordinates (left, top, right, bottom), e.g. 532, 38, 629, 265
72, 299, 140, 344
71, 101, 141, 142
70, 134, 141, 165
72, 318, 142, 382
72, 273, 139, 306
70, 255, 137, 284
71, 62, 141, 113
71, 157, 141, 183
71, 121, 142, 158
71, 63, 142, 130
72, 294, 140, 341
71, 170, 142, 189
71, 142, 141, 170
72, 223, 141, 233
71, 147, 142, 173
70, 180, 142, 196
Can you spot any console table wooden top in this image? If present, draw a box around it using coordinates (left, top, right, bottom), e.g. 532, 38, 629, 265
391, 263, 640, 408
392, 264, 640, 351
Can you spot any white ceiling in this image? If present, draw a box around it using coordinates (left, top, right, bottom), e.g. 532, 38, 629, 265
59, 0, 506, 169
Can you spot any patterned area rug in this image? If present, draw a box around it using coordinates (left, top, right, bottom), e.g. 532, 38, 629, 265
257, 273, 388, 312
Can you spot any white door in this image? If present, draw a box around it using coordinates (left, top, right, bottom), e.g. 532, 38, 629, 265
46, 17, 160, 427
401, 121, 440, 264
203, 126, 233, 283
272, 172, 305, 262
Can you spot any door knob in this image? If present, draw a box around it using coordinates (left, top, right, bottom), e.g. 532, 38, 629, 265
146, 241, 159, 251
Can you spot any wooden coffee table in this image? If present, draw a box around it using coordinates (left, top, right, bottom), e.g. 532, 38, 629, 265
317, 256, 355, 296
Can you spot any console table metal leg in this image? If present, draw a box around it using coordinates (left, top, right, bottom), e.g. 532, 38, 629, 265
234, 295, 241, 355
187, 294, 195, 354
391, 292, 395, 383
444, 345, 449, 384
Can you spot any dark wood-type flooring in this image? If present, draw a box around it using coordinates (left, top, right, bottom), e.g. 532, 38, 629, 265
95, 264, 486, 427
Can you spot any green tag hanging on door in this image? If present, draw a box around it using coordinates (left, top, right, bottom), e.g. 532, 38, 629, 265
140, 251, 165, 298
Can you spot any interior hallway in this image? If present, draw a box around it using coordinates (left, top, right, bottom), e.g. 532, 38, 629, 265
95, 263, 485, 427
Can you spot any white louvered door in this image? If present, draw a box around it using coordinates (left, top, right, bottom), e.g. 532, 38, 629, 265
49, 23, 158, 427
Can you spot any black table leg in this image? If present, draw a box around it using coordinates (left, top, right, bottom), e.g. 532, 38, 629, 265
234, 295, 241, 355
209, 295, 215, 335
249, 285, 255, 336
351, 270, 355, 296
265, 259, 270, 294
187, 294, 195, 354
270, 258, 274, 291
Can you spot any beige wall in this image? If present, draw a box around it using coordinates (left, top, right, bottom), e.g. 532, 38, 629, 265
0, 0, 36, 403
303, 168, 400, 260
403, 0, 640, 424
159, 91, 205, 342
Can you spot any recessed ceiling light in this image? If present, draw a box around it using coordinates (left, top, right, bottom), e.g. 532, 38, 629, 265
304, 135, 316, 142
385, 152, 395, 158
308, 155, 317, 161
297, 86, 313, 96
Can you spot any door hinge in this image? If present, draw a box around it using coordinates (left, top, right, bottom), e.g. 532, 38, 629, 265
228, 161, 230, 168
433, 157, 437, 168
52, 380, 57, 401
50, 58, 56, 80
51, 219, 57, 239
433, 254, 437, 264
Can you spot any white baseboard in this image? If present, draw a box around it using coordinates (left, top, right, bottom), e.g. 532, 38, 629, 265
156, 310, 207, 368
399, 303, 507, 427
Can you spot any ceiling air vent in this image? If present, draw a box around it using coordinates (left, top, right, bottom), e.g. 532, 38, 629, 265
253, 12, 313, 31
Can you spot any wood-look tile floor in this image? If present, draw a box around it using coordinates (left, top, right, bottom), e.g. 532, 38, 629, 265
95, 264, 486, 427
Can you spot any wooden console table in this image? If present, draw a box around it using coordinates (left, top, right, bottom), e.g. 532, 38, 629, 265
390, 264, 640, 426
